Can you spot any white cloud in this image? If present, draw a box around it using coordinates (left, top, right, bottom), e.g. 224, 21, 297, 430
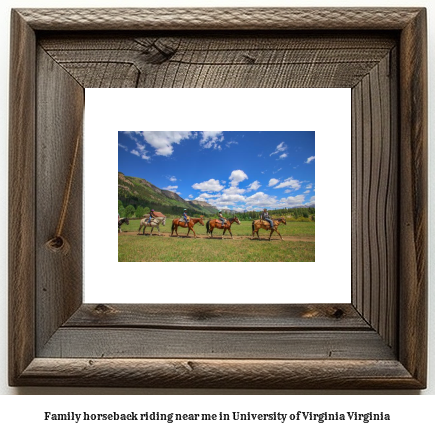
278, 153, 288, 160
303, 190, 310, 194
126, 131, 191, 159
128, 135, 150, 160
207, 196, 244, 208
221, 193, 246, 202
306, 195, 315, 206
305, 156, 315, 164
306, 183, 313, 189
140, 131, 192, 157
268, 178, 280, 187
164, 185, 182, 195
168, 176, 177, 182
245, 192, 278, 208
195, 192, 218, 200
200, 131, 224, 150
204, 186, 249, 208
130, 148, 149, 160
247, 180, 261, 191
118, 143, 128, 151
279, 194, 306, 207
224, 186, 246, 194
273, 177, 302, 191
188, 194, 193, 199
164, 185, 178, 192
229, 169, 248, 186
270, 142, 287, 156
192, 179, 224, 192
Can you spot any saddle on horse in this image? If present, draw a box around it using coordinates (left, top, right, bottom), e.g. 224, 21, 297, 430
260, 219, 274, 229
180, 218, 190, 227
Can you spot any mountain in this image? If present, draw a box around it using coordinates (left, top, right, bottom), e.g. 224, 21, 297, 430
187, 200, 219, 214
118, 172, 218, 216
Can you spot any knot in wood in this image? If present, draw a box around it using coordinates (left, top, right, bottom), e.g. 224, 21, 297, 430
45, 236, 70, 255
94, 304, 116, 315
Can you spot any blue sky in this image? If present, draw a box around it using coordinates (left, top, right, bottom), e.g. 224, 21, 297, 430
118, 131, 315, 211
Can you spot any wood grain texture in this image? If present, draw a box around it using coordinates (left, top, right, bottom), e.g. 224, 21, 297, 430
39, 33, 396, 89
17, 358, 420, 389
398, 9, 428, 386
16, 8, 422, 31
351, 51, 398, 351
65, 304, 369, 330
39, 329, 395, 360
8, 10, 36, 386
35, 48, 84, 354
8, 8, 427, 388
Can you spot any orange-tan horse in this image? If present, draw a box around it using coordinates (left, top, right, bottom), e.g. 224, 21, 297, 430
171, 216, 204, 238
206, 216, 240, 239
252, 217, 286, 241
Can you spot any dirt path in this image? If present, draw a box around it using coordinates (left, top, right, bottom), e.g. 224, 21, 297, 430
119, 232, 314, 242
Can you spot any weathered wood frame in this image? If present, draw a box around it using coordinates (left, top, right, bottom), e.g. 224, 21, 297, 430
9, 8, 427, 388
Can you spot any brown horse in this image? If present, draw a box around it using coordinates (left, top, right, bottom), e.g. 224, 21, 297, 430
252, 217, 286, 241
206, 216, 240, 239
171, 216, 204, 238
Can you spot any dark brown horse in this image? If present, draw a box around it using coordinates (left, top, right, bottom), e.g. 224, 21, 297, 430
118, 217, 129, 233
171, 216, 204, 238
206, 216, 240, 239
252, 217, 286, 240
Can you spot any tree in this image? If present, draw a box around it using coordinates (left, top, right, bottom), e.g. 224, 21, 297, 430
143, 206, 150, 215
124, 205, 136, 218
135, 205, 144, 218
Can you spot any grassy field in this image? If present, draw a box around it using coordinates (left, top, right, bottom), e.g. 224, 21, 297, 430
118, 219, 315, 262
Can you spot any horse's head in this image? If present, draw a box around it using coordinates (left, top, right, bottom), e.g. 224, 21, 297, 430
199, 215, 204, 226
280, 218, 286, 225
234, 216, 241, 225
162, 216, 166, 226
124, 218, 129, 225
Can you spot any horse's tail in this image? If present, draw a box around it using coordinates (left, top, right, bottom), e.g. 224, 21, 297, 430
171, 221, 175, 234
251, 221, 254, 235
206, 220, 210, 234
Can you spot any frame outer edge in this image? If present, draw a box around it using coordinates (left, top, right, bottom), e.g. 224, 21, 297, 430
17, 358, 422, 389
8, 10, 37, 385
7, 7, 428, 389
399, 9, 428, 387
15, 7, 421, 31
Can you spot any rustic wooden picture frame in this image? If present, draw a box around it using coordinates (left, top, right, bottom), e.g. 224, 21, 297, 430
9, 8, 427, 389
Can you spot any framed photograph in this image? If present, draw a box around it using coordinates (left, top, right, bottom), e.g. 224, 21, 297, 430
9, 8, 427, 388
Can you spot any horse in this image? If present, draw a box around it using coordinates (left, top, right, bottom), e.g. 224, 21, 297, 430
171, 216, 204, 238
118, 217, 129, 233
252, 217, 286, 241
138, 215, 166, 235
206, 216, 241, 239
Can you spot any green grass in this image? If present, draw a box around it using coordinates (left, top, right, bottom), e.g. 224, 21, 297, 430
119, 220, 315, 262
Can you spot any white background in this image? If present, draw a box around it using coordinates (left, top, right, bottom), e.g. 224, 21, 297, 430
0, 0, 433, 415
85, 88, 350, 304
